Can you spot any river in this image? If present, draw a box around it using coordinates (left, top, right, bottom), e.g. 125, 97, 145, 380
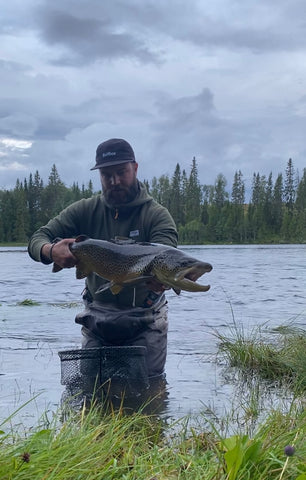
0, 244, 305, 427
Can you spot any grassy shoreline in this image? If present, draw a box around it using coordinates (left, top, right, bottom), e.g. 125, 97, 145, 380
1, 326, 305, 479
0, 399, 305, 480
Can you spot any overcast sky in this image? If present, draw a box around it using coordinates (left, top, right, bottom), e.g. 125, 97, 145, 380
1, 0, 305, 198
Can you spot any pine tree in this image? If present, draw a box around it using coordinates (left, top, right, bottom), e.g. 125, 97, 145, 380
206, 174, 229, 242
170, 163, 183, 227
271, 173, 283, 234
185, 157, 202, 223
263, 172, 273, 234
41, 164, 67, 222
12, 180, 29, 242
284, 158, 296, 212
229, 170, 246, 242
231, 170, 245, 205
0, 191, 15, 241
296, 168, 306, 211
27, 171, 44, 234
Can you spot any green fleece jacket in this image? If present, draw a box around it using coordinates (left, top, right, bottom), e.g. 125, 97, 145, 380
28, 181, 178, 307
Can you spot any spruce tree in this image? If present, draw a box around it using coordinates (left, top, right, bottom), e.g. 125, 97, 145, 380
284, 158, 296, 212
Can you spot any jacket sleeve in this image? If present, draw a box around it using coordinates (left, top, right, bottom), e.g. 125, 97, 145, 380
145, 202, 178, 247
27, 199, 87, 263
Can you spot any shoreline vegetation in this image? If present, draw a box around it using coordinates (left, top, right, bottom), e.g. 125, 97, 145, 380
1, 325, 305, 479
0, 158, 305, 245
0, 400, 305, 480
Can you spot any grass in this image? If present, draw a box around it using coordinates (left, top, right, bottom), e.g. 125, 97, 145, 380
15, 299, 81, 308
17, 299, 40, 306
215, 322, 306, 394
0, 398, 305, 480
1, 318, 305, 479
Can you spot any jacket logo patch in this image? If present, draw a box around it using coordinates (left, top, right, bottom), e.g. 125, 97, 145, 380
130, 230, 139, 237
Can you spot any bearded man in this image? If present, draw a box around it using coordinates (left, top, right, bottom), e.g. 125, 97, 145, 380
28, 138, 178, 378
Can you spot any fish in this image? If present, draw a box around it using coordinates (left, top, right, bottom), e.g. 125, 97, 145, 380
54, 235, 212, 295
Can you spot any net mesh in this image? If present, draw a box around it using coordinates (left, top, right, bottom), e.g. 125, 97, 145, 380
58, 346, 149, 396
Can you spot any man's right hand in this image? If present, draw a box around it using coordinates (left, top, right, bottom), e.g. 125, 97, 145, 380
41, 238, 77, 269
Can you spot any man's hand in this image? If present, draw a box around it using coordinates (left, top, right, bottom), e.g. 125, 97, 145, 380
146, 278, 171, 294
42, 238, 77, 269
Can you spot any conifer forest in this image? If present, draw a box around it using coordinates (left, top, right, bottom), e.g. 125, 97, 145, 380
0, 158, 305, 244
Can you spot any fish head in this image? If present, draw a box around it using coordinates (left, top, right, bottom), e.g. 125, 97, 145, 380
151, 248, 212, 293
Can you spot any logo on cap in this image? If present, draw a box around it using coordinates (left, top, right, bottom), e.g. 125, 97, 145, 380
102, 152, 116, 158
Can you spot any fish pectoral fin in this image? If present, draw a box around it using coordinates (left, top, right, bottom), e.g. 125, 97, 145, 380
95, 282, 112, 293
122, 275, 153, 286
95, 281, 123, 295
95, 275, 154, 296
111, 275, 154, 294
52, 263, 63, 273
110, 284, 123, 295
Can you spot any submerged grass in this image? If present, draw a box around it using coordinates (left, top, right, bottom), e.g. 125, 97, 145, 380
215, 322, 306, 394
17, 299, 40, 306
0, 398, 305, 480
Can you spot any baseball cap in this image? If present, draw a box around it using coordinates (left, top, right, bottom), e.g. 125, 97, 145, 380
90, 138, 136, 170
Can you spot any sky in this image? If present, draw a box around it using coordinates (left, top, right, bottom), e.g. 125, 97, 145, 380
0, 0, 305, 198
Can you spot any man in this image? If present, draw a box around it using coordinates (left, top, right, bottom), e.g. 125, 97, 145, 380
28, 138, 178, 378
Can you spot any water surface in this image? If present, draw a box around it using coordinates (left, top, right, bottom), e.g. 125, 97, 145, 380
1, 244, 305, 427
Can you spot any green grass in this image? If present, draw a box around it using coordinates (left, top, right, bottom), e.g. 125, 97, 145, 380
15, 299, 81, 308
17, 299, 40, 306
1, 319, 305, 479
0, 399, 305, 479
215, 323, 306, 394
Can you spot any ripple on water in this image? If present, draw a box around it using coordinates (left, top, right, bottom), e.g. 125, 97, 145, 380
0, 245, 305, 427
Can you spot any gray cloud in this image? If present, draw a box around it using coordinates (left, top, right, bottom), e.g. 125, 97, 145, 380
0, 0, 305, 193
34, 6, 160, 65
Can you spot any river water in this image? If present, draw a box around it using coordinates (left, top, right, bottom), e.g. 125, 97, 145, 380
0, 244, 305, 428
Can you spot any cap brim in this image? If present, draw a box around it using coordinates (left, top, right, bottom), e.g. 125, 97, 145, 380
90, 159, 135, 170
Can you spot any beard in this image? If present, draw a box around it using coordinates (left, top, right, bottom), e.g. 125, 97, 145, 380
103, 179, 139, 206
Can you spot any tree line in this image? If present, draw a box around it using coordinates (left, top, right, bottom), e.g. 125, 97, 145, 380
0, 158, 305, 244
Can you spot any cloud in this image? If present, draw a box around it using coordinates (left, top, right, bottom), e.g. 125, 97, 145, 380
1, 138, 32, 150
34, 6, 160, 65
0, 160, 27, 171
0, 0, 305, 194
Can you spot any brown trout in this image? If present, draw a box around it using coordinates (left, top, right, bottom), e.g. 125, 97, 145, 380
54, 235, 212, 295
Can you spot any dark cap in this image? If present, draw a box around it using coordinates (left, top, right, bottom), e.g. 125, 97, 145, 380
90, 138, 136, 170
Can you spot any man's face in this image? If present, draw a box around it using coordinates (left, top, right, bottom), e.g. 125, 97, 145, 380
99, 161, 139, 206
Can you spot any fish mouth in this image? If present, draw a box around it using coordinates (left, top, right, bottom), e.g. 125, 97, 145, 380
184, 262, 212, 280
173, 262, 213, 292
